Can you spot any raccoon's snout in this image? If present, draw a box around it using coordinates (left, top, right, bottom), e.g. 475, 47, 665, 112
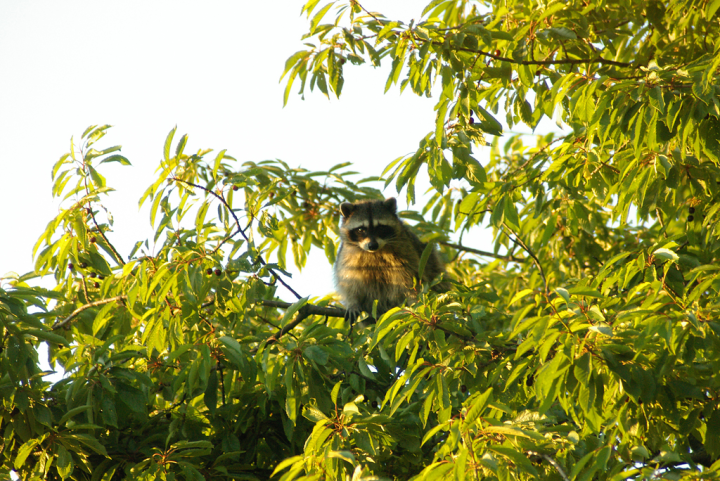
360, 238, 382, 252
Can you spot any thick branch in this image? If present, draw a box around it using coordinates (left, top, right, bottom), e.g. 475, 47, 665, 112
440, 241, 525, 262
171, 177, 303, 300
260, 300, 346, 318
256, 300, 346, 349
52, 296, 127, 330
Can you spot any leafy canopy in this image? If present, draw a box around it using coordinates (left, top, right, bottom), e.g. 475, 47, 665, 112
3, 0, 720, 480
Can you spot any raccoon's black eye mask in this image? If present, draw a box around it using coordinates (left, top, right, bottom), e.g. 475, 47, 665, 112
349, 224, 395, 241
348, 223, 395, 242
374, 225, 395, 238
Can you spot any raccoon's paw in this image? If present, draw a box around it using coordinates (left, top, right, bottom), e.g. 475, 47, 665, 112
345, 309, 376, 333
344, 309, 359, 326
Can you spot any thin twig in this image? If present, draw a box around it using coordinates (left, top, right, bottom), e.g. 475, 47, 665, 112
52, 296, 127, 330
408, 311, 474, 343
353, 0, 385, 26
218, 363, 226, 407
501, 224, 548, 295
171, 177, 303, 300
527, 451, 569, 481
79, 148, 125, 266
171, 177, 245, 253
505, 135, 569, 180
263, 307, 313, 348
440, 241, 525, 262
88, 209, 125, 266
588, 158, 620, 177
421, 39, 634, 68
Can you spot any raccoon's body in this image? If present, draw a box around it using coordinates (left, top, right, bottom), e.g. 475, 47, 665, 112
334, 198, 445, 320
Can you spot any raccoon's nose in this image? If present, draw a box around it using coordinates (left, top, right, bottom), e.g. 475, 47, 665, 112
367, 240, 379, 251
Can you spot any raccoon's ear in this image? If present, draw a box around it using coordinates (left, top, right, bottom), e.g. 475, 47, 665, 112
340, 203, 355, 218
384, 197, 397, 213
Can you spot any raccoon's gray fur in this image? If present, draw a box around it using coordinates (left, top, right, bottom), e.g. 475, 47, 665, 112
334, 197, 446, 321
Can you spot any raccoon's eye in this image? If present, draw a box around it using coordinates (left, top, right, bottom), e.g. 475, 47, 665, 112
353, 227, 367, 236
375, 225, 395, 238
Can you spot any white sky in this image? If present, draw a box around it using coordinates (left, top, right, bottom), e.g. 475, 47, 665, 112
0, 1, 502, 300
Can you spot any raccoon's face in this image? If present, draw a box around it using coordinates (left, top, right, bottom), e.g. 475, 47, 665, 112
339, 198, 400, 252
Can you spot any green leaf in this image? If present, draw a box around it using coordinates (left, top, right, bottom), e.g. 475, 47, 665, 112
548, 26, 577, 40
59, 405, 92, 425
707, 0, 720, 18
435, 99, 450, 147
555, 287, 570, 304
280, 296, 309, 327
100, 396, 118, 428
14, 437, 43, 469
212, 149, 227, 179
309, 1, 334, 34
164, 126, 177, 162
568, 287, 603, 298
476, 105, 503, 135
589, 323, 613, 335
653, 247, 679, 262
418, 242, 435, 283
87, 165, 106, 188
22, 328, 67, 345
509, 289, 534, 306
270, 455, 303, 477
303, 345, 329, 365
489, 446, 538, 476
706, 409, 720, 457
303, 404, 330, 423
586, 305, 606, 322
421, 423, 447, 447
99, 154, 131, 166
204, 368, 218, 413
463, 388, 492, 427
326, 450, 355, 465
175, 133, 188, 157
56, 443, 73, 479
330, 381, 342, 408
503, 196, 520, 231
537, 2, 566, 22
358, 358, 376, 380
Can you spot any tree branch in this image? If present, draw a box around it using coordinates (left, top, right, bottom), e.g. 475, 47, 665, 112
255, 300, 346, 350
260, 300, 345, 320
88, 209, 125, 266
501, 224, 548, 295
527, 451, 569, 481
80, 149, 125, 266
505, 135, 569, 182
440, 241, 525, 262
171, 177, 303, 300
422, 39, 634, 68
352, 0, 385, 26
52, 296, 127, 330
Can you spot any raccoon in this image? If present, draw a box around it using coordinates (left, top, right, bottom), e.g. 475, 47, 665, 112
334, 197, 446, 322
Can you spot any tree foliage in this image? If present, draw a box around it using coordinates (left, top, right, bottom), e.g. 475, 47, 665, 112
3, 0, 720, 480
